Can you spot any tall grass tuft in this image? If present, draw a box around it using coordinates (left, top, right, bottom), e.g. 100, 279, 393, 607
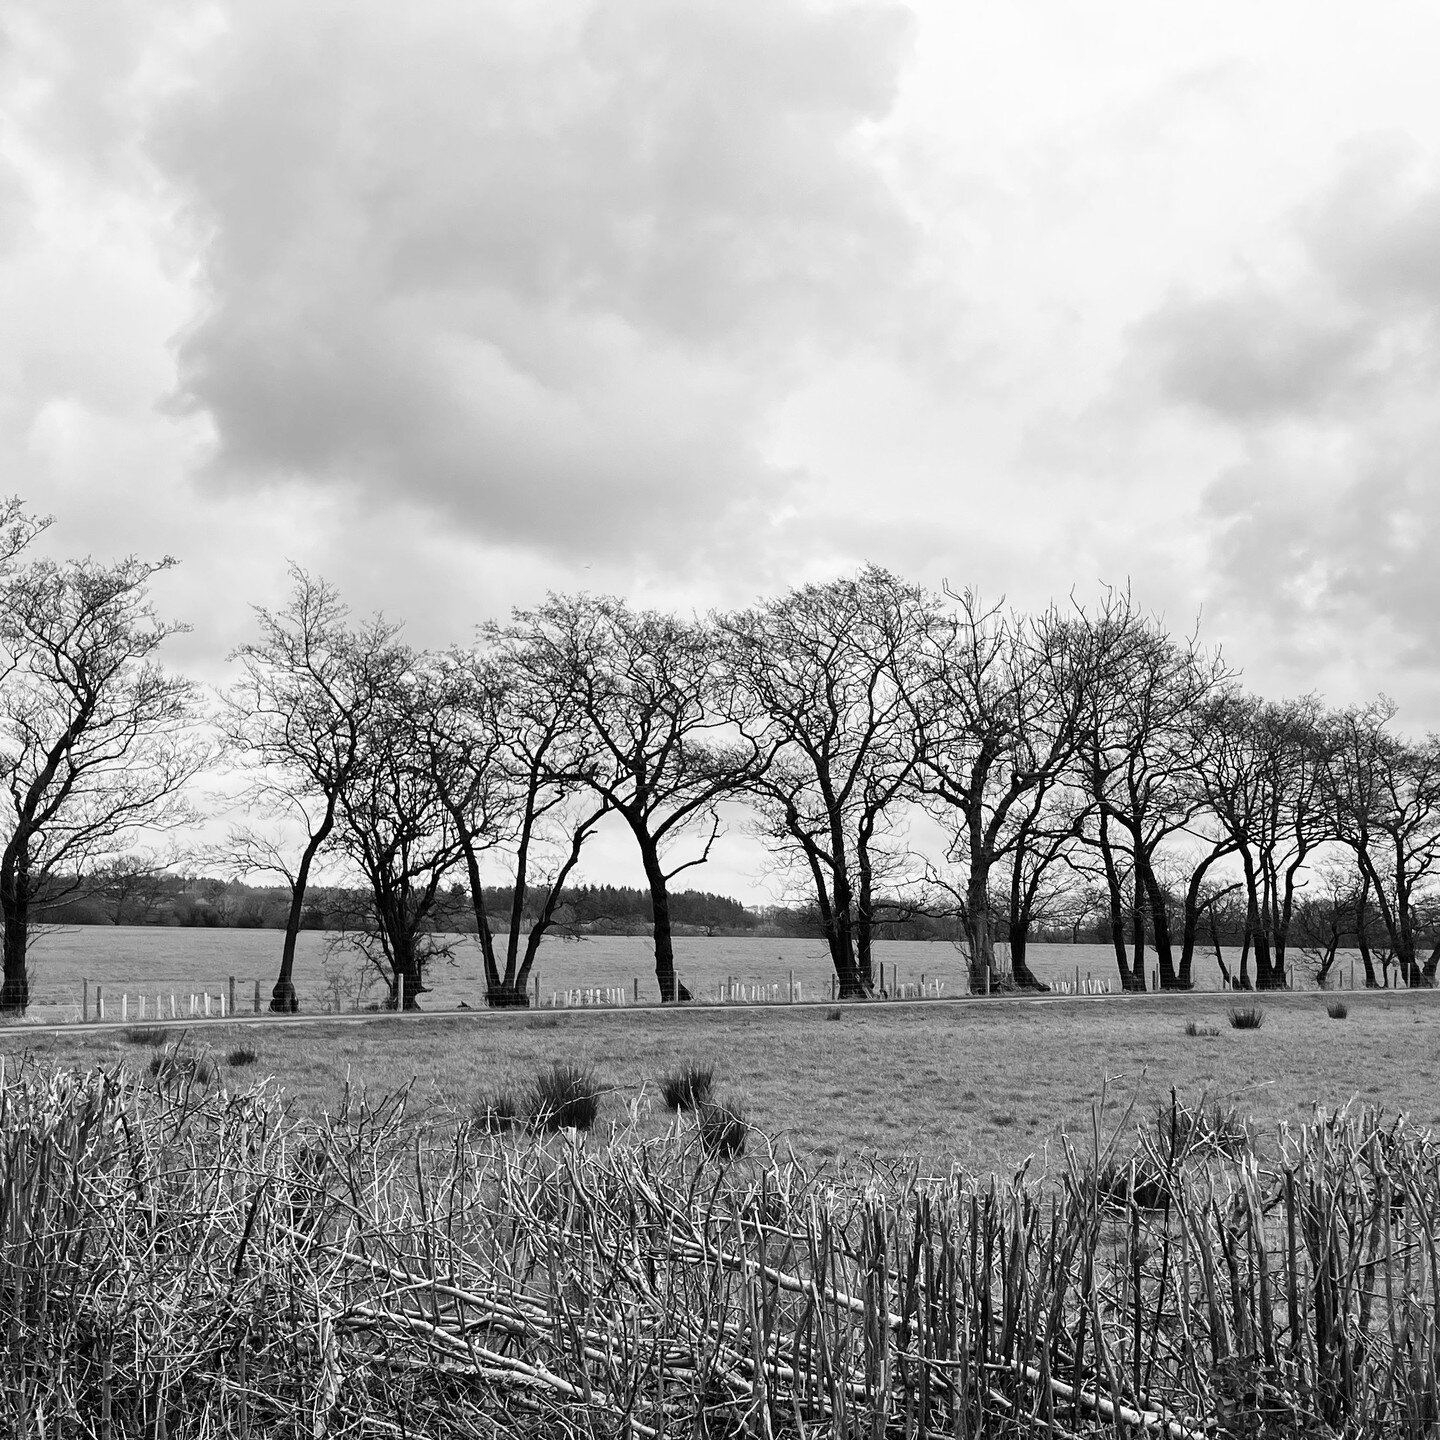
1227, 1004, 1265, 1030
123, 1025, 168, 1046
472, 1087, 524, 1133
530, 1061, 601, 1133
147, 1045, 216, 1086
696, 1095, 748, 1160
1155, 1091, 1249, 1161
226, 1044, 258, 1068
1183, 1020, 1220, 1037
658, 1061, 714, 1112
1327, 999, 1349, 1019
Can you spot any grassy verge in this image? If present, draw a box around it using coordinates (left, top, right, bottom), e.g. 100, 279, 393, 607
5, 987, 1437, 1173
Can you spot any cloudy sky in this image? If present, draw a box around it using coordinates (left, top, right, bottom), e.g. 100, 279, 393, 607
5, 1, 1440, 896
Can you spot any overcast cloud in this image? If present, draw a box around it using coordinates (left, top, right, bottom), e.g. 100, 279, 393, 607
7, 1, 1440, 894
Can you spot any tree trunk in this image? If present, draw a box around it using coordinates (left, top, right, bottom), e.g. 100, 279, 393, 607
965, 862, 996, 994
638, 836, 677, 1003
855, 825, 877, 994
1008, 856, 1046, 991
1137, 853, 1175, 988
0, 845, 30, 1013
1130, 872, 1147, 992
1097, 817, 1134, 990
1236, 929, 1253, 990
271, 809, 335, 1013
0, 898, 28, 1012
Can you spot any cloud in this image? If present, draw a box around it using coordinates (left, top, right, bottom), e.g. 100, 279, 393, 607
149, 0, 921, 565
1119, 139, 1440, 715
1132, 286, 1367, 421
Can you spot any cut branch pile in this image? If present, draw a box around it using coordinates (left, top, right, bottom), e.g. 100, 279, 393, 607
0, 1057, 1437, 1436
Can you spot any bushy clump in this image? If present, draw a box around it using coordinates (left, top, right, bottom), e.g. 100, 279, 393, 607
226, 1045, 259, 1068
1091, 1161, 1171, 1212
531, 1062, 602, 1133
148, 1046, 216, 1087
1327, 1000, 1349, 1020
1156, 1094, 1250, 1162
1184, 1020, 1220, 1038
824, 1008, 842, 1022
697, 1097, 748, 1160
659, 1062, 714, 1113
123, 1025, 169, 1047
472, 1088, 525, 1133
1227, 1006, 1265, 1031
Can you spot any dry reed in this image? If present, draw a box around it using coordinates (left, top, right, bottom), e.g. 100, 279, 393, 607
1, 1058, 1437, 1436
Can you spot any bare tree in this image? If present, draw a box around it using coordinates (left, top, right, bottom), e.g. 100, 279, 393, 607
332, 655, 466, 1009
417, 644, 612, 1008
1073, 592, 1232, 990
1326, 699, 1440, 987
719, 568, 926, 997
1189, 691, 1334, 989
222, 568, 402, 1011
0, 555, 204, 1010
499, 596, 758, 1003
913, 591, 1100, 991
87, 848, 177, 925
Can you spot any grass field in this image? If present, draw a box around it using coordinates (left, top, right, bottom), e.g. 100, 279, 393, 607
6, 986, 1436, 1174
20, 925, 1354, 1023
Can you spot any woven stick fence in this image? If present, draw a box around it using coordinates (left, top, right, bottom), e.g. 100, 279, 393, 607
0, 1058, 1437, 1437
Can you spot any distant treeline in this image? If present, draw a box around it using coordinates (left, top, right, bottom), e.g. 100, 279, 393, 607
46, 870, 1260, 948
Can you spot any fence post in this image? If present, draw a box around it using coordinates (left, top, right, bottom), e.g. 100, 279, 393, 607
397, 973, 405, 1013
83, 978, 89, 1024
634, 975, 639, 1004
97, 986, 104, 1021
789, 969, 794, 1003
254, 979, 261, 1014
228, 976, 236, 1018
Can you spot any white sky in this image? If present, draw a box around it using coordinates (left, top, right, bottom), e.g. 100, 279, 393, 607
5, 1, 1440, 901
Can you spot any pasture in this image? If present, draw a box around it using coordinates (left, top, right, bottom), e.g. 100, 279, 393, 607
18, 925, 1352, 1023
6, 986, 1436, 1175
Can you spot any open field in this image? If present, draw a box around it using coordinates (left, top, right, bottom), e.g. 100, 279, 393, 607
19, 925, 1356, 1022
6, 986, 1436, 1174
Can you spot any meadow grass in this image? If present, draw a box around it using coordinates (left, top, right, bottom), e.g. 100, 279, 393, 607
6, 987, 1437, 1174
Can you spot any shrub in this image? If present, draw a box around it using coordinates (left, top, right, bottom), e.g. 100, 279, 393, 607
1327, 1000, 1349, 1020
1184, 1021, 1220, 1038
1091, 1160, 1171, 1212
472, 1088, 525, 1133
1227, 1006, 1265, 1031
226, 1045, 259, 1067
531, 1062, 601, 1133
1156, 1094, 1249, 1161
123, 1025, 169, 1046
824, 1008, 842, 1022
148, 1047, 216, 1086
697, 1097, 748, 1160
659, 1062, 714, 1113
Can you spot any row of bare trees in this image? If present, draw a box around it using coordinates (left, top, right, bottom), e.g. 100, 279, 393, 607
3, 493, 1439, 1012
